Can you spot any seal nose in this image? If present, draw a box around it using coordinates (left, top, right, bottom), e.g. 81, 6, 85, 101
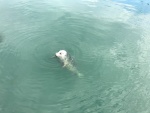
55, 53, 58, 57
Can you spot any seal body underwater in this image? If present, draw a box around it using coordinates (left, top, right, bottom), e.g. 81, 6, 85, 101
55, 50, 83, 77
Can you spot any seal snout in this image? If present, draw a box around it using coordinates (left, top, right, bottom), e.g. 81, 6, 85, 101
55, 53, 58, 57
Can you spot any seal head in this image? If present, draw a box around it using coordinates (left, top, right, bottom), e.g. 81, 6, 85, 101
55, 50, 68, 62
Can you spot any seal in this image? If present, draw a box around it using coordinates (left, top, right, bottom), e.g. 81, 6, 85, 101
55, 50, 83, 77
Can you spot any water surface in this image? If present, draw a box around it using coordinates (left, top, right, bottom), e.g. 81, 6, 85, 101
0, 0, 150, 113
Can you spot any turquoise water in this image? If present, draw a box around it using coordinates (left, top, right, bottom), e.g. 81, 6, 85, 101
0, 0, 150, 113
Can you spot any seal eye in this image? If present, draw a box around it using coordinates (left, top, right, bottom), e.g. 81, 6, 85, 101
60, 53, 61, 55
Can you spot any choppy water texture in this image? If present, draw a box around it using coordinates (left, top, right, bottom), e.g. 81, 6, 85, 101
0, 0, 150, 113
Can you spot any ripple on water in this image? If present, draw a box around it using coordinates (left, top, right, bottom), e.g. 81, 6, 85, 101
33, 40, 61, 70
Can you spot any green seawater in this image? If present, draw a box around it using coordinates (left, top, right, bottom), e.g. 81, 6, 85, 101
0, 0, 150, 113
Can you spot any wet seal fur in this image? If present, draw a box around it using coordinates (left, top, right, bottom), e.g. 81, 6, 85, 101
55, 50, 83, 77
